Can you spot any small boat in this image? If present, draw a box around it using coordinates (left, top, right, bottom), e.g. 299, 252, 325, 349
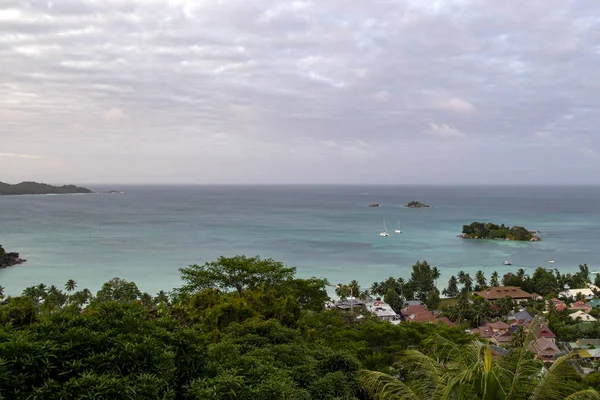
394, 220, 402, 234
379, 218, 389, 237
369, 203, 380, 207
503, 260, 512, 265
548, 260, 555, 264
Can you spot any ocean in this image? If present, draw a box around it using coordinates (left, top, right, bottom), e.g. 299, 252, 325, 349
1, 185, 600, 296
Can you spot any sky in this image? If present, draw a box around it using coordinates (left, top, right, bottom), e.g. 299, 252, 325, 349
1, 0, 599, 184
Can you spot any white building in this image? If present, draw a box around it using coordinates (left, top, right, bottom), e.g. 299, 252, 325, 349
560, 287, 597, 301
569, 310, 597, 322
365, 300, 401, 324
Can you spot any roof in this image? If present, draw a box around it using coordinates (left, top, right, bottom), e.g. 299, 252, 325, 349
530, 322, 556, 339
572, 300, 589, 307
560, 288, 595, 298
365, 301, 398, 318
474, 286, 537, 301
489, 321, 510, 330
577, 349, 600, 358
529, 337, 561, 356
402, 304, 437, 323
510, 310, 533, 323
588, 299, 600, 307
571, 339, 600, 349
569, 310, 597, 322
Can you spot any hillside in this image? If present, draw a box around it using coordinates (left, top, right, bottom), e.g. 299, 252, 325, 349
0, 181, 93, 195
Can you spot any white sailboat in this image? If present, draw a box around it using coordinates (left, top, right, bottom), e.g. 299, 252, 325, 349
394, 220, 402, 234
379, 218, 389, 237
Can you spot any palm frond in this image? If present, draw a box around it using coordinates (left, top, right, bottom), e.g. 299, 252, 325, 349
359, 370, 422, 400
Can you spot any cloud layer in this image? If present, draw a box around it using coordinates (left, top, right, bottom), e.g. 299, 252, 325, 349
1, 0, 599, 184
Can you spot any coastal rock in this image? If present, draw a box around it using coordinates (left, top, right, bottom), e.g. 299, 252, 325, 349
405, 201, 430, 208
0, 245, 27, 268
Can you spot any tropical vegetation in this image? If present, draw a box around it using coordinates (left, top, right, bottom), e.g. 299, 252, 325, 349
461, 221, 538, 241
1, 255, 600, 399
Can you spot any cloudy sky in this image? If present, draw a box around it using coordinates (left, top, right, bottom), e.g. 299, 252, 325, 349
1, 0, 599, 184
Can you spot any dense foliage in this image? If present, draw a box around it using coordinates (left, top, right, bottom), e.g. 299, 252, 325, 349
1, 255, 600, 399
0, 181, 93, 195
461, 221, 536, 241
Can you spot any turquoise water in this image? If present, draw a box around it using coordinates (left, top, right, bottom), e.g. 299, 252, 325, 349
1, 185, 600, 296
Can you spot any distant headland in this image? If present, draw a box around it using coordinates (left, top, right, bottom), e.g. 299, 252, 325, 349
459, 221, 541, 242
0, 245, 26, 269
0, 181, 93, 196
404, 200, 430, 208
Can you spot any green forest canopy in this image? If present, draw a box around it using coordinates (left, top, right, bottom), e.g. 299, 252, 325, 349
461, 221, 535, 241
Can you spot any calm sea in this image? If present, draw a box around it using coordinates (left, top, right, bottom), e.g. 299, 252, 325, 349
1, 185, 600, 296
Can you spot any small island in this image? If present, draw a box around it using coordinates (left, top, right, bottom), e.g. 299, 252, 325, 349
405, 200, 430, 208
459, 221, 541, 242
0, 245, 26, 269
0, 181, 93, 196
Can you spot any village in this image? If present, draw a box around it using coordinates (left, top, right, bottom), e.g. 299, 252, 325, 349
330, 263, 600, 374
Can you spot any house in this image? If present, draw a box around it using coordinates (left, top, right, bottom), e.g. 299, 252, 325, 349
472, 321, 512, 345
508, 309, 533, 324
365, 300, 401, 324
401, 304, 455, 327
491, 329, 513, 346
576, 348, 600, 360
473, 286, 539, 303
588, 299, 600, 308
550, 298, 567, 312
529, 337, 561, 362
522, 318, 557, 342
560, 287, 596, 301
568, 339, 600, 351
569, 310, 597, 322
334, 298, 365, 311
569, 300, 592, 313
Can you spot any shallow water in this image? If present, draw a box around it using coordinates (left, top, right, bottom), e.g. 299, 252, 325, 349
1, 185, 599, 296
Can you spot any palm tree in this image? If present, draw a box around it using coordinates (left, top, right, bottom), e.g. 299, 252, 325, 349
471, 301, 491, 327
65, 279, 77, 292
432, 267, 441, 288
459, 273, 473, 293
516, 268, 526, 280
579, 264, 591, 284
442, 275, 459, 298
0, 285, 4, 300
490, 271, 500, 287
475, 270, 487, 290
495, 296, 516, 316
359, 334, 600, 400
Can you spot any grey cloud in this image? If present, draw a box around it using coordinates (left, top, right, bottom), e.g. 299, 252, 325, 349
2, 0, 600, 184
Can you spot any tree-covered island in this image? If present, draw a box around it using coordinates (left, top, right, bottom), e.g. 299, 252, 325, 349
460, 221, 541, 241
405, 200, 430, 208
0, 181, 93, 195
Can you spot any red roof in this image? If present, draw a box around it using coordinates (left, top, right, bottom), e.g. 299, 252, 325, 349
474, 286, 537, 301
402, 305, 437, 323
